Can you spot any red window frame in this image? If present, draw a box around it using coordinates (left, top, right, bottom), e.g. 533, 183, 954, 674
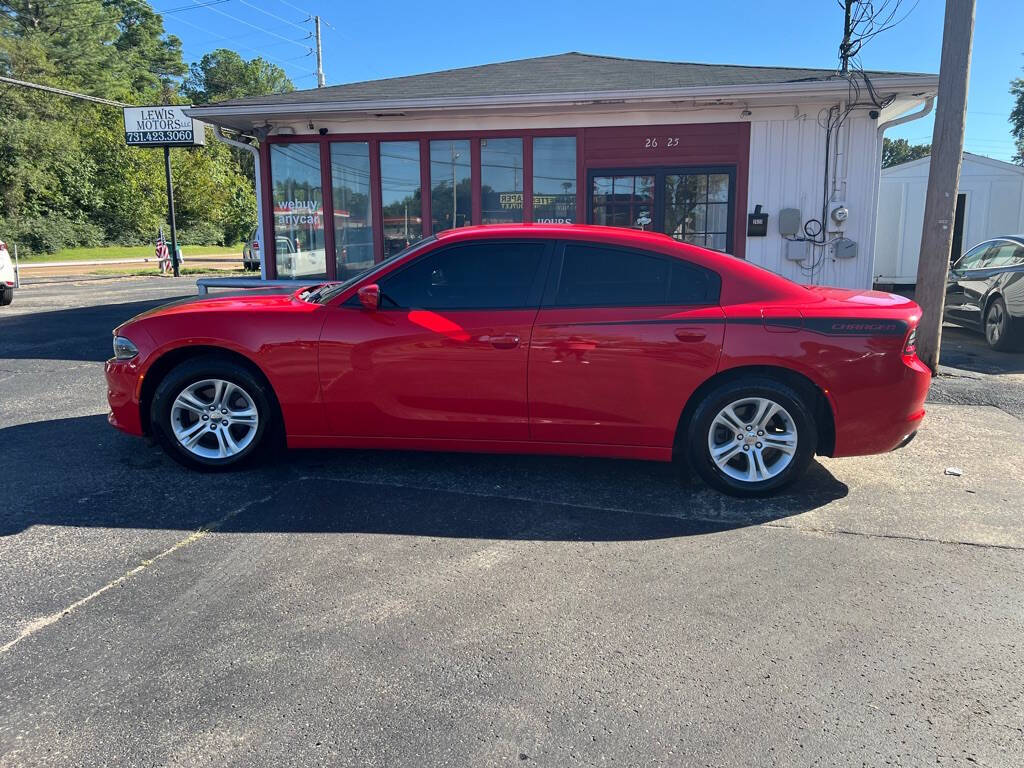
261, 129, 582, 280
260, 122, 749, 278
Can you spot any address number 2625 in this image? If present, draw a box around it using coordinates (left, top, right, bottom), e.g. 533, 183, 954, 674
644, 137, 680, 149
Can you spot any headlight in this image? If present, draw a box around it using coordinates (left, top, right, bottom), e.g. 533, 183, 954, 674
113, 335, 139, 360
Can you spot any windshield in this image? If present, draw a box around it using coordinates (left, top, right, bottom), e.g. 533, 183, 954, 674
301, 236, 437, 304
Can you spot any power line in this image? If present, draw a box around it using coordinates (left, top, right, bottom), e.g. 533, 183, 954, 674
187, 0, 312, 52
274, 0, 314, 17
166, 11, 309, 74
236, 0, 308, 33
0, 74, 129, 107
155, 0, 230, 13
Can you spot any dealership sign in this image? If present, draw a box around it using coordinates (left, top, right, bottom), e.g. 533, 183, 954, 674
123, 106, 205, 147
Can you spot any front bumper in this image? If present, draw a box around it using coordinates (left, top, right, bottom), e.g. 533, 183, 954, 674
105, 358, 145, 436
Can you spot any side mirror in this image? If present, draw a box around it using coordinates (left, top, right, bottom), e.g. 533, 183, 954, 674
357, 283, 380, 311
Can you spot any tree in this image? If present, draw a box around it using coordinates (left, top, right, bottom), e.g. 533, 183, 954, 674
1011, 72, 1024, 165
183, 49, 293, 105
0, 1, 264, 252
882, 137, 931, 168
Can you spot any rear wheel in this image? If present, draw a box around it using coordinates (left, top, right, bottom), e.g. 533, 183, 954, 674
687, 377, 817, 497
984, 296, 1018, 351
0, 286, 12, 306
151, 356, 277, 470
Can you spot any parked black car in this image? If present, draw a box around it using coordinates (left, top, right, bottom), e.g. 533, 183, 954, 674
945, 235, 1024, 351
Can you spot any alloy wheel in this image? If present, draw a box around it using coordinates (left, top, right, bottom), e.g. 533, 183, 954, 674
170, 378, 259, 460
707, 396, 798, 483
986, 302, 1004, 346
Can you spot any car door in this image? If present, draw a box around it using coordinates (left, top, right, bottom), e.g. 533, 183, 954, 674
318, 239, 549, 441
946, 241, 994, 327
528, 241, 725, 448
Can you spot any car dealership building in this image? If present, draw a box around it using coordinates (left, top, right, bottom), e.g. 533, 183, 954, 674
188, 52, 938, 290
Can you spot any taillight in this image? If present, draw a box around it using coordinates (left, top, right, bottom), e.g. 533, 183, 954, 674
903, 327, 918, 357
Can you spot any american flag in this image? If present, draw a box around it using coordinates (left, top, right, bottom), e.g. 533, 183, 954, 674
155, 230, 170, 262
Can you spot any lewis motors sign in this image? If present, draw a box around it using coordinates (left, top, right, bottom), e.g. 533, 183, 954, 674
123, 105, 205, 147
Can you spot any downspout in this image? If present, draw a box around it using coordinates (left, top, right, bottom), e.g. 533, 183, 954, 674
868, 96, 935, 284
877, 96, 935, 143
214, 125, 267, 280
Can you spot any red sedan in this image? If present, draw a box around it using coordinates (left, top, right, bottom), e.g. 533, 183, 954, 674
106, 225, 930, 496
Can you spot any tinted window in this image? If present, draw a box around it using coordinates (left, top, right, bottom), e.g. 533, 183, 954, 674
983, 242, 1020, 268
957, 242, 992, 270
380, 242, 545, 310
553, 244, 719, 307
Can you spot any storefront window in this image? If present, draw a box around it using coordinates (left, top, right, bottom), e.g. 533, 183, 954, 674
380, 141, 423, 258
270, 143, 327, 279
329, 142, 372, 279
532, 137, 577, 223
480, 138, 523, 224
430, 139, 471, 233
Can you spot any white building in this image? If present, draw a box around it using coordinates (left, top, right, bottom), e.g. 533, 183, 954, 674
190, 52, 938, 289
875, 152, 1024, 285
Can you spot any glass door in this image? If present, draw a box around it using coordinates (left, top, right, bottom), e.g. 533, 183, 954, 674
663, 171, 732, 252
588, 167, 735, 253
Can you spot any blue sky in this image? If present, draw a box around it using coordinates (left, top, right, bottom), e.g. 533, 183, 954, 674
165, 0, 1023, 162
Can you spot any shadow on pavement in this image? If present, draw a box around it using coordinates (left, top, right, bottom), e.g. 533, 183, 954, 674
1, 414, 848, 540
940, 325, 1024, 375
0, 297, 189, 362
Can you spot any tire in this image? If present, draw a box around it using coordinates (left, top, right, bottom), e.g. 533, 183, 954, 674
686, 376, 817, 497
0, 286, 12, 306
984, 296, 1018, 352
150, 355, 277, 471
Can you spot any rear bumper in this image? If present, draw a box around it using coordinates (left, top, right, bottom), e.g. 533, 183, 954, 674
105, 358, 145, 436
831, 354, 931, 457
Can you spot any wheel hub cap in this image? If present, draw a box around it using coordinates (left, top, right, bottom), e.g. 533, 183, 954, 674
170, 378, 259, 459
708, 396, 797, 484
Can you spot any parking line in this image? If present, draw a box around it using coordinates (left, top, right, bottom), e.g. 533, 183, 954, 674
0, 493, 275, 657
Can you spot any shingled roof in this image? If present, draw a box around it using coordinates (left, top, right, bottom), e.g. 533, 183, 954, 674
206, 52, 933, 109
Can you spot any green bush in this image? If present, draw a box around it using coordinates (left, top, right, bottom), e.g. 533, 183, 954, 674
0, 215, 105, 254
174, 220, 224, 246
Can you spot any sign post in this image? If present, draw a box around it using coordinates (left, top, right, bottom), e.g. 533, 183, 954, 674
123, 105, 205, 278
163, 145, 180, 276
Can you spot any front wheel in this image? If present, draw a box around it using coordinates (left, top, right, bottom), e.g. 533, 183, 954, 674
686, 377, 817, 497
151, 356, 277, 471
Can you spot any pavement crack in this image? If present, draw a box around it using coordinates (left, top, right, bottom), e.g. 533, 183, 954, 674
0, 491, 277, 658
763, 522, 1024, 552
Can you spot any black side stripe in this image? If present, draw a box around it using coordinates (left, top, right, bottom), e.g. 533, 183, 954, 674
544, 316, 909, 337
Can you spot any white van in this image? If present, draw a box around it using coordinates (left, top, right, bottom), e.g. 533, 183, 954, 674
0, 240, 15, 306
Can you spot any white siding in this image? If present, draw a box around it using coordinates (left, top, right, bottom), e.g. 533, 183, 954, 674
875, 153, 1024, 283
746, 113, 881, 288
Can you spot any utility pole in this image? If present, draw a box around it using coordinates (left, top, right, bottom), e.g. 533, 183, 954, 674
839, 0, 854, 74
314, 16, 325, 88
914, 0, 975, 373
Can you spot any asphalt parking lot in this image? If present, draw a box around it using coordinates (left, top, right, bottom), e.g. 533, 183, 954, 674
2, 277, 1023, 767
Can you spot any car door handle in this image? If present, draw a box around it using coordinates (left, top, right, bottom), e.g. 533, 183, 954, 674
489, 334, 520, 349
674, 328, 706, 342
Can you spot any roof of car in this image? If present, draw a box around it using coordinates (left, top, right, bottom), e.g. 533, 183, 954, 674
202, 52, 933, 109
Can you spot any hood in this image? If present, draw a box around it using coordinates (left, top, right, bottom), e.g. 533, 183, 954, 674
120, 287, 305, 328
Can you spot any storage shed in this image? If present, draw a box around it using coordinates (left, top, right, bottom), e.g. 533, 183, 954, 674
874, 152, 1024, 284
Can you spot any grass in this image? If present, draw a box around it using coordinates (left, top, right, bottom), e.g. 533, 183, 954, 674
88, 267, 247, 277
21, 243, 242, 262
